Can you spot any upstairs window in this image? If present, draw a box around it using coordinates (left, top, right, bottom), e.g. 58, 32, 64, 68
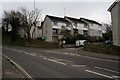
74, 22, 77, 28
84, 24, 87, 28
66, 23, 70, 27
53, 21, 58, 26
83, 30, 88, 36
91, 24, 93, 27
90, 29, 94, 33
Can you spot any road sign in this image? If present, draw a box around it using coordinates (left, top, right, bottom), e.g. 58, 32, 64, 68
41, 36, 46, 40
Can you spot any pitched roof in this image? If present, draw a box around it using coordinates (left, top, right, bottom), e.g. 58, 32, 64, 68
80, 17, 101, 25
108, 1, 119, 12
46, 15, 69, 23
65, 16, 86, 23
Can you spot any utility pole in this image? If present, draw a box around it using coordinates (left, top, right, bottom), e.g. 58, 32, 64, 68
34, 0, 35, 10
64, 7, 66, 17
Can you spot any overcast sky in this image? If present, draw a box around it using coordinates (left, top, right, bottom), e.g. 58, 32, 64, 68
1, 0, 115, 24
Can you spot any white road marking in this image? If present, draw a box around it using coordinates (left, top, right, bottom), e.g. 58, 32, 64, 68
45, 51, 54, 53
49, 56, 74, 63
85, 69, 113, 79
17, 50, 24, 53
32, 53, 37, 55
95, 66, 120, 74
46, 50, 119, 62
43, 58, 66, 65
60, 59, 74, 63
112, 76, 120, 78
63, 53, 69, 55
72, 65, 86, 67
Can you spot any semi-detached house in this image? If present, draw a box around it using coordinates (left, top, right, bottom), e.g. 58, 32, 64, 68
42, 15, 69, 42
42, 15, 102, 42
80, 18, 102, 37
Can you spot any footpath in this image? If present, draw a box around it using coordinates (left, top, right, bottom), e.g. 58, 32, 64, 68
2, 55, 31, 79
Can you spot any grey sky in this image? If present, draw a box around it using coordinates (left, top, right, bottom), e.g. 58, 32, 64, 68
1, 1, 115, 24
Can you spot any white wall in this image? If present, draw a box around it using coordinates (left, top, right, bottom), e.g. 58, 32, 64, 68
73, 22, 88, 35
89, 23, 102, 37
42, 17, 53, 42
52, 21, 67, 29
111, 2, 120, 46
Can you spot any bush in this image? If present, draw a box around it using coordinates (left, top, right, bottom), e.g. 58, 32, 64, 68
65, 34, 88, 44
87, 36, 105, 43
25, 39, 59, 48
83, 43, 120, 56
103, 31, 112, 41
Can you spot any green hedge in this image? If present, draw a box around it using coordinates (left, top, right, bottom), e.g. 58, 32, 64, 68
3, 35, 59, 48
83, 43, 120, 56
25, 40, 59, 48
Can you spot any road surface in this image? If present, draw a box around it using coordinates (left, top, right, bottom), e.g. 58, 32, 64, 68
2, 46, 120, 79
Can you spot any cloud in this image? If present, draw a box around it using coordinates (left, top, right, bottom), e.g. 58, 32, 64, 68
87, 9, 111, 23
2, 0, 115, 2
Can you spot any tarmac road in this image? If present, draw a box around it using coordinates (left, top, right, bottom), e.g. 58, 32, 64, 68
2, 46, 120, 79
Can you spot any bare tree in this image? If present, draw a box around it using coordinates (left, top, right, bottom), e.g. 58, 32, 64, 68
3, 10, 23, 41
20, 8, 41, 39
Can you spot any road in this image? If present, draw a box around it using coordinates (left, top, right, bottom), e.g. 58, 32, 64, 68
2, 46, 120, 79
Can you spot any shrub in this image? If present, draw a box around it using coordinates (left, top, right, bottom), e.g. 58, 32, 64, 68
65, 34, 88, 44
103, 31, 112, 41
83, 43, 120, 56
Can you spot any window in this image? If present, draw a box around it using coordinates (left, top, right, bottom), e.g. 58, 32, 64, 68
66, 23, 70, 27
90, 29, 94, 32
83, 30, 88, 36
53, 29, 58, 35
74, 22, 77, 28
84, 24, 87, 28
98, 30, 102, 34
74, 29, 78, 34
91, 24, 93, 27
53, 21, 58, 26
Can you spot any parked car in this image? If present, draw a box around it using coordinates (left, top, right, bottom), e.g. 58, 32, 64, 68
105, 40, 112, 44
76, 40, 86, 47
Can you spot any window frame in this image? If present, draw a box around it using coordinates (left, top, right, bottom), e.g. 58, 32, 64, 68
53, 21, 58, 26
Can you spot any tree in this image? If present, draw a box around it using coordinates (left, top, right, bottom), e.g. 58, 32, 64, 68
60, 26, 69, 39
103, 31, 112, 41
3, 10, 23, 41
20, 8, 41, 39
2, 7, 41, 40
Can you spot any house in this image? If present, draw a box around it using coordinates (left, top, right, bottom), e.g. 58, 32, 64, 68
42, 15, 70, 42
36, 21, 43, 38
18, 21, 42, 39
80, 18, 102, 37
108, 1, 120, 46
65, 16, 88, 36
42, 15, 103, 42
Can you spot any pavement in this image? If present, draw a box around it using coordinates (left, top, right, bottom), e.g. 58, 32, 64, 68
2, 55, 27, 79
77, 48, 120, 61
